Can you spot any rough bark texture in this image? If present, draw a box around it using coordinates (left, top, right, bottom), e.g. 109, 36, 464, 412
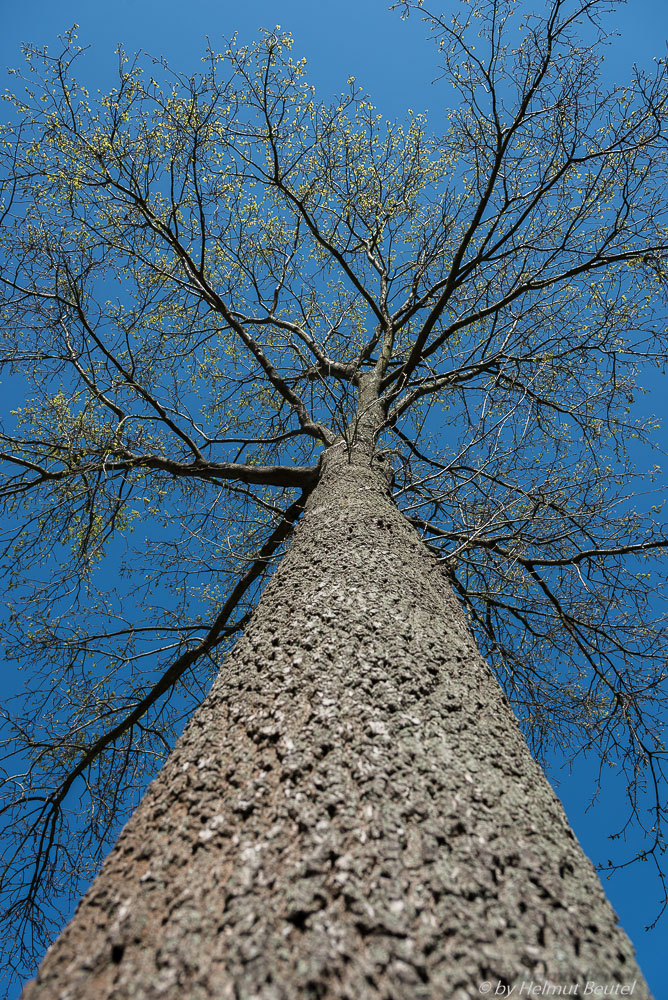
22, 447, 650, 999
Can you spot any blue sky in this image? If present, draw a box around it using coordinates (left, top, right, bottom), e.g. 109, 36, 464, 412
1, 0, 667, 996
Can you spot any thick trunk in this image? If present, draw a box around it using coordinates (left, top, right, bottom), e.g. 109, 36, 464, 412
22, 448, 649, 999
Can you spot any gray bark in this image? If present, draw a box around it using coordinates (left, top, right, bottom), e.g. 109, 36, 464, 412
22, 445, 650, 999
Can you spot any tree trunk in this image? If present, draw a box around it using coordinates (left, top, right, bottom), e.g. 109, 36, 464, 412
22, 447, 650, 1000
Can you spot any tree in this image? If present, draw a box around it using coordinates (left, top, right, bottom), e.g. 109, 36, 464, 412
1, 0, 667, 995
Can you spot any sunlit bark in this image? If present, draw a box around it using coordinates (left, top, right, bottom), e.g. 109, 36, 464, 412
22, 447, 649, 999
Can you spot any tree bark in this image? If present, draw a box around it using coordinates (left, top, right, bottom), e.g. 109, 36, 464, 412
22, 445, 650, 1000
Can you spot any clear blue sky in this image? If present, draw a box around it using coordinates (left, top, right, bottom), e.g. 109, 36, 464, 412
1, 1, 667, 996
